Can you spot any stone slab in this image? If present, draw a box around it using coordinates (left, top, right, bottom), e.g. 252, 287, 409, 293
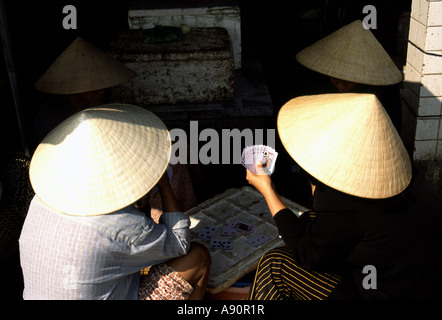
186, 186, 310, 294
136, 67, 274, 132
127, 0, 242, 69
109, 27, 235, 105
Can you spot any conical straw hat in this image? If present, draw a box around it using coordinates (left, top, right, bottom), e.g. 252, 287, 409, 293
29, 104, 171, 216
35, 37, 136, 94
296, 20, 402, 86
277, 93, 411, 199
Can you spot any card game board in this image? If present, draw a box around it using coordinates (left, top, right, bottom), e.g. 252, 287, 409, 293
188, 186, 309, 294
241, 145, 278, 175
198, 226, 217, 240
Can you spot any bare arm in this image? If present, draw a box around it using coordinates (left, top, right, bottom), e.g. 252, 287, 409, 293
246, 162, 287, 216
157, 172, 182, 213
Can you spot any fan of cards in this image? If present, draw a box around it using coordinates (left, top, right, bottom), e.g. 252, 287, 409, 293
241, 145, 278, 175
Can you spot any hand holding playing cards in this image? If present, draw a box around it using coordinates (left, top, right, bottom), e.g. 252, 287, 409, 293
241, 145, 278, 175
246, 161, 273, 194
246, 162, 287, 217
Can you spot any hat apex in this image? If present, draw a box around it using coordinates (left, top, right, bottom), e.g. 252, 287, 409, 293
296, 20, 402, 86
35, 37, 135, 94
277, 93, 412, 199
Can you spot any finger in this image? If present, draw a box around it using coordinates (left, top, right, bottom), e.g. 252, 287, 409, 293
246, 169, 254, 181
255, 161, 268, 176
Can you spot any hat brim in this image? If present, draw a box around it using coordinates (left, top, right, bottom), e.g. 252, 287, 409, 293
295, 20, 402, 86
277, 93, 412, 199
35, 37, 136, 94
30, 104, 171, 216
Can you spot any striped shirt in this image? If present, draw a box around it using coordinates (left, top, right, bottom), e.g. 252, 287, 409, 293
19, 195, 190, 300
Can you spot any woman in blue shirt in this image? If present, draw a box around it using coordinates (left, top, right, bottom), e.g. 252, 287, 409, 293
20, 104, 211, 300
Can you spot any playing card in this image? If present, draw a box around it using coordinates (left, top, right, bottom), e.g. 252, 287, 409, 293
246, 233, 270, 247
241, 145, 278, 175
235, 221, 253, 233
262, 150, 277, 174
198, 226, 217, 240
241, 145, 254, 166
222, 222, 237, 236
241, 145, 252, 166
210, 239, 233, 250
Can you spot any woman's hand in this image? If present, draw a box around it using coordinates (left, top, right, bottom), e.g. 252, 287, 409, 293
246, 162, 287, 216
245, 162, 274, 196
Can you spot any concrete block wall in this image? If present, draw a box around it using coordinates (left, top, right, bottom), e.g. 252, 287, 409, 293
402, 0, 442, 191
403, 0, 442, 161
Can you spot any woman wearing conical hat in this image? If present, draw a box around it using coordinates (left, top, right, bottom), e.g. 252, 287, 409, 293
20, 104, 211, 300
32, 37, 199, 219
296, 20, 403, 132
245, 93, 442, 299
31, 37, 136, 150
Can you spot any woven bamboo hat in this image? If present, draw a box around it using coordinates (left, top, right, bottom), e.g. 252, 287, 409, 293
277, 93, 411, 199
29, 104, 171, 216
35, 37, 135, 94
296, 20, 402, 86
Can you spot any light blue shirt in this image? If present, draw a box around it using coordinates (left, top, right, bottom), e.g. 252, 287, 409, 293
19, 195, 191, 300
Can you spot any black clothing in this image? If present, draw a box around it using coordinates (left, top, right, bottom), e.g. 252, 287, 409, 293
273, 171, 442, 299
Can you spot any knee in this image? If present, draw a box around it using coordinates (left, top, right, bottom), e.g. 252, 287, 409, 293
188, 242, 211, 271
258, 247, 293, 269
264, 247, 292, 259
